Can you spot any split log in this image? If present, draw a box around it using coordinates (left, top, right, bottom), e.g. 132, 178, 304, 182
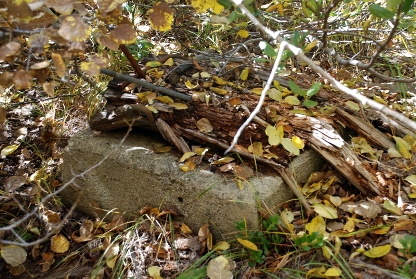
290, 114, 381, 195
335, 108, 395, 150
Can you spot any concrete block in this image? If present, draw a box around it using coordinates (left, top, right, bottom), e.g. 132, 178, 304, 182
61, 128, 322, 239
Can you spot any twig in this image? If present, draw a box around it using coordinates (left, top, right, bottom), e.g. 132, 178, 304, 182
231, 0, 416, 132
100, 68, 192, 102
224, 41, 286, 154
0, 124, 135, 247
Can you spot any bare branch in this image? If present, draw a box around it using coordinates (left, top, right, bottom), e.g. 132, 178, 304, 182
231, 0, 416, 133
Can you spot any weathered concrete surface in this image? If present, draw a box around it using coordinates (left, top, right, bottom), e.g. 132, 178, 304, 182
61, 128, 322, 239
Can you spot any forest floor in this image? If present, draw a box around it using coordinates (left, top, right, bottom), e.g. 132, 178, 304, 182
2, 3, 416, 279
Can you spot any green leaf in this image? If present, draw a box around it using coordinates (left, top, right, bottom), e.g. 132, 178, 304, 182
401, 0, 415, 13
268, 88, 282, 102
217, 0, 234, 9
369, 4, 395, 19
303, 99, 318, 107
281, 138, 300, 155
259, 41, 276, 58
306, 82, 321, 97
288, 80, 306, 96
382, 200, 402, 215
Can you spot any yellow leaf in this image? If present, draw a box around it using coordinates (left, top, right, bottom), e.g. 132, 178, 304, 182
267, 125, 284, 146
179, 152, 196, 162
212, 1, 224, 14
213, 241, 230, 251
185, 79, 198, 89
393, 136, 412, 159
329, 195, 342, 207
251, 88, 264, 95
240, 67, 249, 80
237, 238, 258, 251
313, 203, 338, 219
363, 244, 391, 258
322, 245, 332, 260
382, 200, 402, 215
304, 40, 318, 51
292, 136, 304, 149
265, 3, 279, 12
155, 95, 174, 104
164, 58, 174, 66
51, 53, 66, 78
343, 218, 355, 232
179, 160, 195, 172
145, 61, 162, 68
146, 105, 158, 113
305, 215, 326, 234
324, 267, 342, 277
236, 179, 244, 190
211, 156, 234, 164
50, 234, 70, 253
237, 29, 250, 38
212, 76, 227, 85
210, 87, 228, 95
268, 88, 282, 102
1, 144, 19, 158
191, 0, 218, 13
195, 147, 208, 156
284, 96, 300, 105
170, 103, 188, 110
248, 142, 263, 156
373, 95, 387, 104
148, 266, 164, 279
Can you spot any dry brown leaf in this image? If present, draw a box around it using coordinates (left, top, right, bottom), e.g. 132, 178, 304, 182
58, 15, 92, 42
196, 118, 213, 133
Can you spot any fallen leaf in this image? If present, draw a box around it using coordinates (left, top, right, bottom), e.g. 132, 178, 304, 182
305, 215, 326, 234
237, 29, 250, 38
237, 238, 258, 251
248, 142, 263, 156
50, 234, 70, 253
213, 241, 230, 251
4, 176, 27, 192
393, 136, 411, 159
313, 203, 338, 219
345, 100, 360, 111
196, 118, 213, 133
382, 200, 402, 215
148, 266, 163, 279
207, 255, 233, 279
324, 267, 341, 277
179, 160, 195, 172
211, 156, 234, 165
1, 144, 19, 158
240, 67, 249, 81
179, 152, 196, 162
1, 245, 27, 267
363, 244, 391, 258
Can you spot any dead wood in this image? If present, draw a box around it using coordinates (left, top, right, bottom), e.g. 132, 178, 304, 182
90, 63, 415, 205
335, 107, 395, 150
290, 115, 381, 195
